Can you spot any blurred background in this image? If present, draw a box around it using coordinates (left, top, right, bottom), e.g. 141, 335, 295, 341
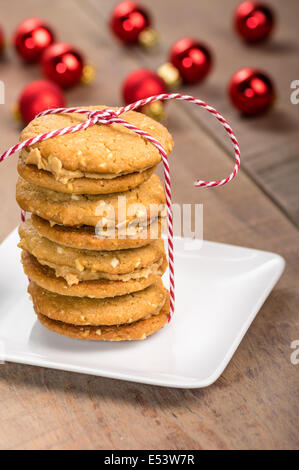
0, 0, 298, 450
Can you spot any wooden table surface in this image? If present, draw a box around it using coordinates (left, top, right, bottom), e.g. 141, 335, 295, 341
0, 0, 298, 450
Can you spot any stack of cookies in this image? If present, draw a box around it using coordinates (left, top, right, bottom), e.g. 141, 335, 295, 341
16, 106, 173, 341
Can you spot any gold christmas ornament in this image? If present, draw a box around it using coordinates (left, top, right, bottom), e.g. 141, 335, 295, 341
142, 101, 165, 122
81, 64, 96, 85
157, 62, 182, 89
138, 27, 158, 49
12, 104, 22, 121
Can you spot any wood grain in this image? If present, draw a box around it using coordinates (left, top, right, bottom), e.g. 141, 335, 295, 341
0, 0, 298, 450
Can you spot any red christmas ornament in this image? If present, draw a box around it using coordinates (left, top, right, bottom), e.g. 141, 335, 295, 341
110, 1, 154, 46
41, 42, 84, 89
123, 68, 167, 103
18, 80, 65, 124
234, 2, 275, 43
13, 18, 55, 63
229, 68, 275, 115
122, 69, 167, 120
0, 27, 4, 54
169, 38, 212, 84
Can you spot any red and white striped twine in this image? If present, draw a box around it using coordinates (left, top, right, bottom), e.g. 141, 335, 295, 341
0, 93, 240, 321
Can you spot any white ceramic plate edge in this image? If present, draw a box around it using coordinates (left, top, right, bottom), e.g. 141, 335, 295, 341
0, 230, 285, 388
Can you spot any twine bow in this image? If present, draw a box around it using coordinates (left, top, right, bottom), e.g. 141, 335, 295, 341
0, 93, 241, 321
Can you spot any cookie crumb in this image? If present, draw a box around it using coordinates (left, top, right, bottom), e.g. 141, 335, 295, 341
81, 329, 90, 338
110, 257, 119, 268
136, 209, 146, 218
75, 259, 84, 272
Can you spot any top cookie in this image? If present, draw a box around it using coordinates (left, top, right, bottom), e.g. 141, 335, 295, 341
20, 106, 174, 177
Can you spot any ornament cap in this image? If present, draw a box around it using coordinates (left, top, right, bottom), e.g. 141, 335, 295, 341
142, 101, 165, 122
138, 27, 158, 49
81, 64, 96, 85
157, 62, 182, 89
12, 103, 22, 122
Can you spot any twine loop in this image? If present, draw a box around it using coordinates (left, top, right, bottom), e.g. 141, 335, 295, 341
86, 108, 119, 125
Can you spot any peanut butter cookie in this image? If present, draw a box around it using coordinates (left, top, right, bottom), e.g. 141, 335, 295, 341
28, 280, 167, 326
16, 174, 165, 227
31, 215, 165, 251
19, 219, 165, 286
20, 106, 173, 177
18, 158, 156, 194
21, 250, 168, 298
35, 293, 169, 341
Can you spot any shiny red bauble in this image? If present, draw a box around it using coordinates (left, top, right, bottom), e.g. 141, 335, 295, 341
18, 80, 65, 124
229, 68, 275, 115
234, 2, 275, 43
122, 68, 167, 104
0, 27, 4, 54
110, 1, 151, 44
13, 18, 55, 62
41, 42, 84, 89
170, 38, 212, 84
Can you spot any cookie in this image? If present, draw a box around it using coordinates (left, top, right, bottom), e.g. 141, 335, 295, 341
31, 215, 165, 251
16, 174, 165, 227
35, 293, 170, 341
19, 219, 165, 278
19, 220, 165, 286
21, 250, 168, 298
20, 106, 173, 177
28, 279, 167, 326
17, 158, 156, 194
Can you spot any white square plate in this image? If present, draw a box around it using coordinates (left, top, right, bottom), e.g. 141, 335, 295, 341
0, 229, 284, 388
